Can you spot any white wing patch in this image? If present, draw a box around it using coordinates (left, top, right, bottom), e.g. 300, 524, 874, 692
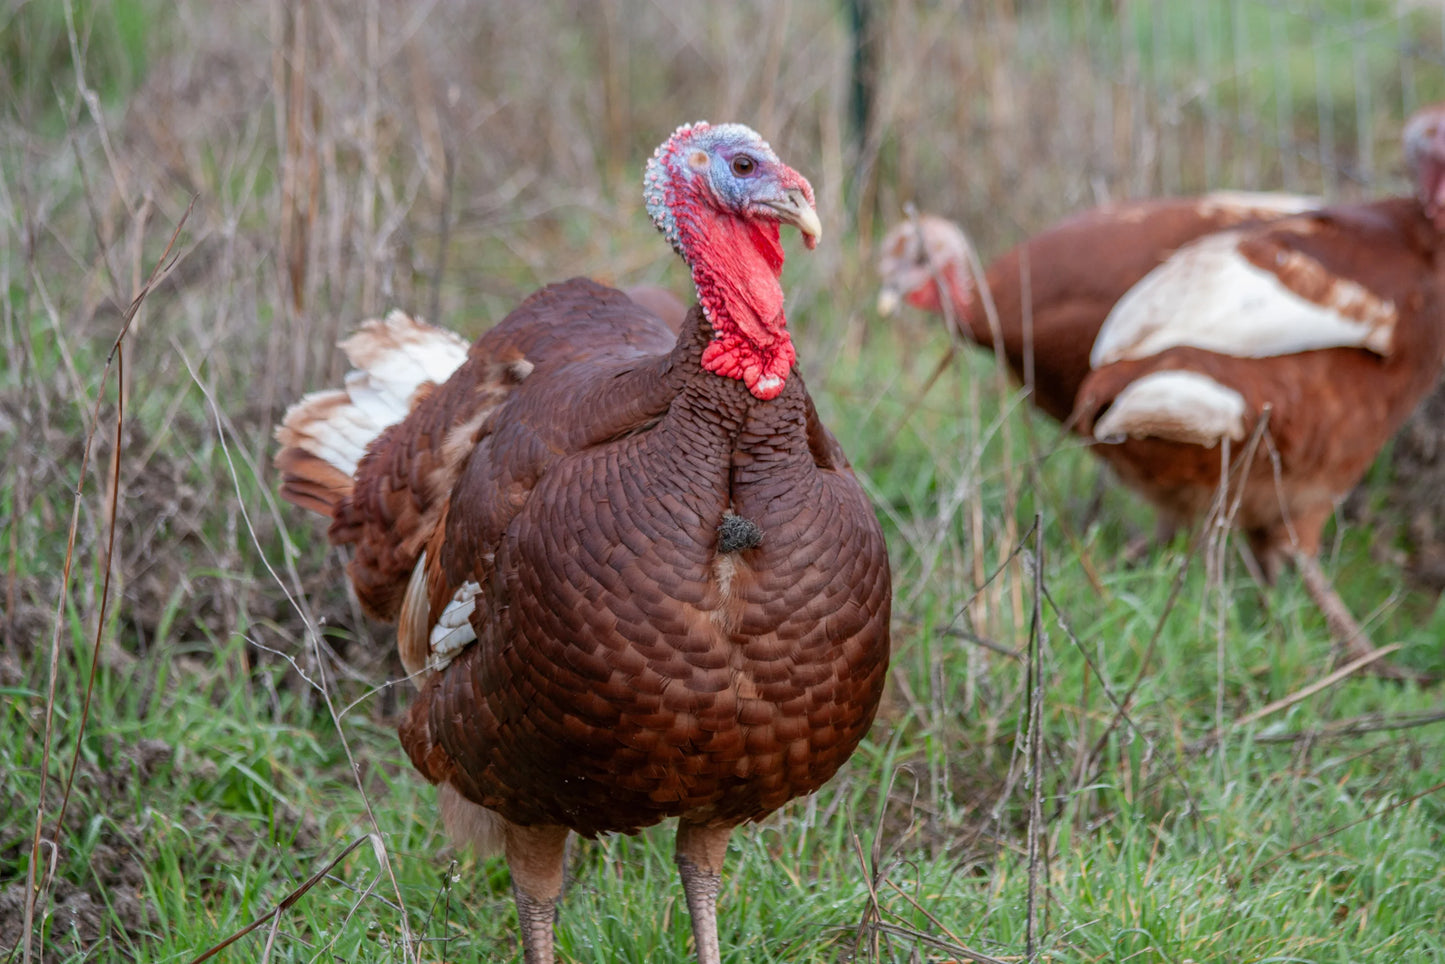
429, 580, 482, 672
276, 311, 471, 478
398, 556, 483, 684
1094, 371, 1247, 447
1091, 231, 1398, 368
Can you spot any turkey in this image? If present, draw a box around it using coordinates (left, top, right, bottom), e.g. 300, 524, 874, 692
274, 122, 891, 964
874, 193, 1318, 423
1072, 103, 1445, 680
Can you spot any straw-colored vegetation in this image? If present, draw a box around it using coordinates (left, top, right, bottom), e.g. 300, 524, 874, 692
3, 1, 1444, 961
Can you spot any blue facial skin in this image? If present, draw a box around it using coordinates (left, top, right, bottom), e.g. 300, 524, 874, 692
697, 124, 781, 209
644, 123, 782, 256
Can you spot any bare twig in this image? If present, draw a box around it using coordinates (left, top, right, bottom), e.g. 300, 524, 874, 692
1256, 779, 1445, 873
1023, 518, 1046, 960
1074, 407, 1274, 793
847, 832, 885, 962
869, 341, 957, 457
178, 345, 419, 962
1186, 644, 1406, 755
24, 198, 192, 964
964, 218, 1025, 633
880, 878, 992, 961
1248, 708, 1445, 745
866, 921, 1010, 964
187, 835, 373, 963
1040, 578, 1217, 850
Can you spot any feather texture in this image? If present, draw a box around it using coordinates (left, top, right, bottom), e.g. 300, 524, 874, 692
274, 311, 470, 510
276, 122, 889, 964
387, 281, 891, 835
1076, 193, 1445, 575
1091, 229, 1398, 367
876, 193, 1320, 423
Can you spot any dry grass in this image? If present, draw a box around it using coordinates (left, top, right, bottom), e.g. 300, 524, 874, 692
4, 1, 1445, 961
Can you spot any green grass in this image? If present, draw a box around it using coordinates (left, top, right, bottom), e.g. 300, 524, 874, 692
8, 315, 1444, 963
1, 0, 166, 136
4, 1, 1445, 962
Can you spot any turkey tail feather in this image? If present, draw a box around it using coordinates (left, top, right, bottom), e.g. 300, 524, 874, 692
275, 311, 470, 516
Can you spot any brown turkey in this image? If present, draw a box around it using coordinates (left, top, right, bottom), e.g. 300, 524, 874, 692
1071, 102, 1445, 681
274, 122, 891, 964
874, 193, 1317, 423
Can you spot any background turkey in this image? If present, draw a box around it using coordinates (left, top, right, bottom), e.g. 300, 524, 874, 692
1070, 103, 1445, 682
873, 194, 1317, 424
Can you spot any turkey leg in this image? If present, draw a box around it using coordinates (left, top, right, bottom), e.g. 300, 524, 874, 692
504, 822, 570, 964
675, 819, 733, 964
1291, 549, 1425, 683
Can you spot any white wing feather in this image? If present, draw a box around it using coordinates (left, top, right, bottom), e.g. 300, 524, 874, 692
1194, 190, 1322, 218
429, 580, 482, 672
1094, 371, 1247, 448
277, 311, 470, 478
1091, 231, 1397, 368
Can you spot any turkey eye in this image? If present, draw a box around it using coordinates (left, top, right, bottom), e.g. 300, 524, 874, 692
730, 155, 756, 177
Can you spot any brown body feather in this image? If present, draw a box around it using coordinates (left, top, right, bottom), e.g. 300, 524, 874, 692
880, 196, 1316, 423
1075, 198, 1445, 572
279, 278, 891, 839
977, 198, 1318, 421
402, 280, 889, 835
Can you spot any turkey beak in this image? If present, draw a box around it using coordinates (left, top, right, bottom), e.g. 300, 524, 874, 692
876, 285, 901, 317
765, 188, 822, 250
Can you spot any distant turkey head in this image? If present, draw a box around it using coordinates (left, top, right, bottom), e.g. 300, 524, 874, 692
875, 214, 977, 324
645, 122, 820, 400
1405, 102, 1445, 230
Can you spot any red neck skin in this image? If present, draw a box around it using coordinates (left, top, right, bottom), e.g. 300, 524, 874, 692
679, 207, 796, 401
1427, 175, 1445, 233
907, 262, 977, 338
1408, 140, 1445, 231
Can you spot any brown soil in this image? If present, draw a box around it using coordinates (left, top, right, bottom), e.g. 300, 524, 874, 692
0, 740, 171, 961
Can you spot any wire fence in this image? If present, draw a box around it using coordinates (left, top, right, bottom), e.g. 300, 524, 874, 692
861, 0, 1445, 251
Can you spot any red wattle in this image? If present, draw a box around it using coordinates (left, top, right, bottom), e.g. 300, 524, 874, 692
702, 332, 796, 400
686, 214, 797, 400
906, 285, 943, 313
906, 262, 971, 319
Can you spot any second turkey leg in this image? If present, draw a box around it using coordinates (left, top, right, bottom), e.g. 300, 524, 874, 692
675, 819, 733, 964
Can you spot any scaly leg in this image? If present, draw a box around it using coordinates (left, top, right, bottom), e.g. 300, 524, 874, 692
1291, 549, 1424, 683
504, 821, 570, 964
674, 819, 733, 964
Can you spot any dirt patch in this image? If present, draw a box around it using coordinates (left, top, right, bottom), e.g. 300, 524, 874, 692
0, 881, 106, 961
0, 391, 398, 707
0, 733, 323, 962
0, 739, 172, 961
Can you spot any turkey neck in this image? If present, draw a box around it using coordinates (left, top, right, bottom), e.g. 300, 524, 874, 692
930, 261, 988, 347
683, 213, 797, 400
661, 305, 815, 504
